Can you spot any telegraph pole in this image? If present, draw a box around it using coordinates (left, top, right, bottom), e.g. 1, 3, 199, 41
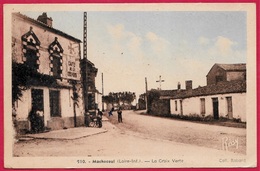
82, 12, 90, 126
102, 73, 104, 111
83, 12, 88, 113
145, 77, 148, 112
156, 75, 165, 90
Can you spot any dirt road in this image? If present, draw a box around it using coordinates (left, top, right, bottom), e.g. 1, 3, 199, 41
13, 110, 246, 157
108, 110, 246, 154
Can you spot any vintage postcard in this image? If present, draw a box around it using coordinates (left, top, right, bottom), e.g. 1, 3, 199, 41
4, 3, 256, 169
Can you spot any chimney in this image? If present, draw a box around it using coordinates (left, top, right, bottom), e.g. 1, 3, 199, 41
185, 80, 192, 90
177, 82, 181, 90
37, 12, 53, 27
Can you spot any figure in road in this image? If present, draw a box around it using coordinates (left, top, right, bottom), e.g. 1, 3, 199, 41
108, 107, 114, 117
117, 107, 123, 123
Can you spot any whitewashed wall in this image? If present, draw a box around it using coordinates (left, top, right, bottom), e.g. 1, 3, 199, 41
15, 86, 82, 126
170, 93, 246, 122
95, 92, 103, 110
59, 88, 74, 118
15, 89, 31, 121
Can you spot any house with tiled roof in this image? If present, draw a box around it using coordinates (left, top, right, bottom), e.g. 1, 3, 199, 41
170, 63, 247, 122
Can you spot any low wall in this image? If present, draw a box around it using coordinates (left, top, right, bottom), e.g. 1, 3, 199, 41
16, 116, 85, 134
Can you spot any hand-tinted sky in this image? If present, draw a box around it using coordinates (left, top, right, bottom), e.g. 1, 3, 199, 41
23, 11, 246, 98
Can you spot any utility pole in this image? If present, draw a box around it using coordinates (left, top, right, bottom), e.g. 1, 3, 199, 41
156, 75, 165, 90
82, 12, 89, 126
83, 12, 88, 113
145, 77, 148, 112
102, 73, 104, 112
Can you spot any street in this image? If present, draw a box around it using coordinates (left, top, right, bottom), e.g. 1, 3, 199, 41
13, 110, 246, 157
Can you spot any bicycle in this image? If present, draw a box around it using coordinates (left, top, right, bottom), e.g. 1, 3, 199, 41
89, 115, 102, 128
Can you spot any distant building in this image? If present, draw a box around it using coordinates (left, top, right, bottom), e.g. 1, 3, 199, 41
147, 82, 186, 115
206, 63, 246, 85
80, 58, 98, 115
12, 12, 87, 133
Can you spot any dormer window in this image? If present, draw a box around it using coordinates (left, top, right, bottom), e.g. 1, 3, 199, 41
49, 37, 63, 79
21, 27, 41, 71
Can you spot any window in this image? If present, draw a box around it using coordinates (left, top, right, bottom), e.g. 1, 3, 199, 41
51, 54, 62, 78
49, 37, 63, 78
21, 27, 41, 71
216, 76, 223, 83
200, 98, 205, 115
175, 100, 177, 111
25, 48, 38, 70
49, 90, 61, 117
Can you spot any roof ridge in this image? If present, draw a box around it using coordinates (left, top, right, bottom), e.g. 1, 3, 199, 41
14, 12, 82, 43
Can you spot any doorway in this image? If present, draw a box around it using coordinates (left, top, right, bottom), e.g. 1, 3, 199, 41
212, 98, 219, 119
49, 90, 61, 117
30, 89, 44, 133
226, 97, 233, 119
180, 100, 183, 115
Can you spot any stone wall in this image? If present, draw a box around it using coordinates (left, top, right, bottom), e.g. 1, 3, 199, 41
150, 99, 170, 116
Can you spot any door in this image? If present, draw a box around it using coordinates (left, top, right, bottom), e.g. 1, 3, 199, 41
226, 97, 233, 119
180, 100, 183, 115
212, 98, 219, 119
200, 98, 205, 116
49, 90, 61, 117
30, 89, 44, 133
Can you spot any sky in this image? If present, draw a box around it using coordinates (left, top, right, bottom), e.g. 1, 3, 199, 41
22, 11, 246, 99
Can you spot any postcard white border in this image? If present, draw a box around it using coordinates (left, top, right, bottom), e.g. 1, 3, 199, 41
4, 3, 256, 168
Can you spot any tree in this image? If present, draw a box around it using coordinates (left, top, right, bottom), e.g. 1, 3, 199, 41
147, 89, 161, 114
102, 92, 119, 107
102, 91, 136, 108
138, 93, 146, 110
119, 92, 136, 105
70, 80, 80, 127
12, 61, 31, 105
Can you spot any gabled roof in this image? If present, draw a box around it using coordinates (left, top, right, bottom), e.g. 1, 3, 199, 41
13, 12, 81, 43
216, 63, 246, 71
206, 63, 246, 77
172, 80, 246, 99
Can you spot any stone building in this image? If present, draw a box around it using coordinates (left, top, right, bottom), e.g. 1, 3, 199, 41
206, 63, 246, 85
12, 12, 85, 133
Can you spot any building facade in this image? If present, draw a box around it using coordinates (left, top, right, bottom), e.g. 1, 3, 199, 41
12, 12, 85, 133
170, 80, 246, 122
170, 63, 247, 122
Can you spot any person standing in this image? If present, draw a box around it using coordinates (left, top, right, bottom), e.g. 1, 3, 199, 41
109, 107, 114, 117
117, 107, 123, 123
